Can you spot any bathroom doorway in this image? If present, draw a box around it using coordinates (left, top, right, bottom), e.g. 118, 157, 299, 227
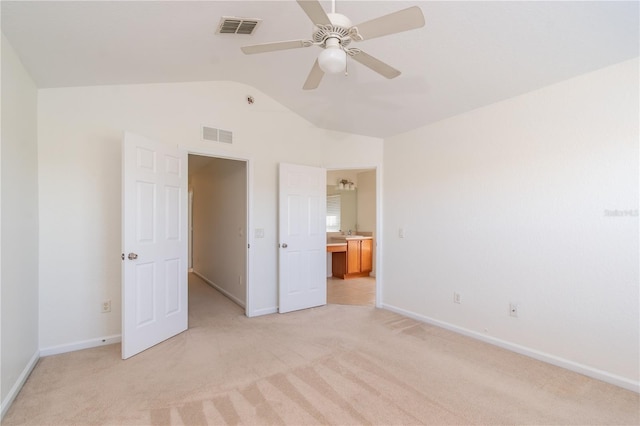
326, 168, 377, 307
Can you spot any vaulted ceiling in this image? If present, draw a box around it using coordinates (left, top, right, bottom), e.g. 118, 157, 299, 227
2, 1, 638, 138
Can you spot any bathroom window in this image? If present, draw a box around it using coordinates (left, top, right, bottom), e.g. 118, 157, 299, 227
326, 195, 341, 232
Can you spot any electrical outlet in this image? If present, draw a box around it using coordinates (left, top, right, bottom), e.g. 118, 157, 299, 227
453, 292, 461, 304
509, 302, 519, 317
102, 300, 111, 313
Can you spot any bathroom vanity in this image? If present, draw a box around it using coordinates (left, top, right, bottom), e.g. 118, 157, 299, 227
326, 236, 373, 279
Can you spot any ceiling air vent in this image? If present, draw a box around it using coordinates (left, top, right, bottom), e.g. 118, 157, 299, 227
216, 16, 262, 35
202, 126, 233, 144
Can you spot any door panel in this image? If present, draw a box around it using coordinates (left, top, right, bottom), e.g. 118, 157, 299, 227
165, 259, 181, 315
278, 163, 326, 313
136, 181, 156, 242
361, 239, 373, 272
135, 263, 155, 326
122, 132, 188, 359
347, 240, 360, 273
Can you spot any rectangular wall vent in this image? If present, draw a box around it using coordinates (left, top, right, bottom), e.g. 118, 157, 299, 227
216, 17, 262, 35
218, 129, 233, 144
202, 126, 233, 144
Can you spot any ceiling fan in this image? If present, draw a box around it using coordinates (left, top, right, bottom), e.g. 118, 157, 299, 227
240, 0, 425, 90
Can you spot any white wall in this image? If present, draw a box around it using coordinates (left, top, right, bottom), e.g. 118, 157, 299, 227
382, 58, 639, 390
190, 157, 247, 307
0, 34, 39, 415
37, 81, 383, 349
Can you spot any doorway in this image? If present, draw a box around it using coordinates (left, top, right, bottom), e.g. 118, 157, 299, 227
326, 168, 377, 307
188, 154, 248, 311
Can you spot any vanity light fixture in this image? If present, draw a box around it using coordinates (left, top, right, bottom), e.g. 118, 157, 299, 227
336, 179, 356, 191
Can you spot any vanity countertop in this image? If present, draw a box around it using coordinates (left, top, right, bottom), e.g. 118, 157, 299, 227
328, 236, 373, 243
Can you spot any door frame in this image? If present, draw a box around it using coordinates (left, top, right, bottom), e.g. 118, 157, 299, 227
183, 144, 253, 316
325, 164, 383, 308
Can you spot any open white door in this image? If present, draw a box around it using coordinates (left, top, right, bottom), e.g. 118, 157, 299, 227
278, 163, 326, 313
122, 132, 188, 359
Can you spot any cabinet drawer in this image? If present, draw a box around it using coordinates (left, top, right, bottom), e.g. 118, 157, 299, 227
327, 244, 347, 253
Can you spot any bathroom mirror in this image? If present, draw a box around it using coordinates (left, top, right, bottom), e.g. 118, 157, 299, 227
326, 186, 357, 232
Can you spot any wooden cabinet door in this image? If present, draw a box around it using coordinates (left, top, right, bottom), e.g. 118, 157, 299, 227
346, 240, 360, 273
360, 239, 373, 273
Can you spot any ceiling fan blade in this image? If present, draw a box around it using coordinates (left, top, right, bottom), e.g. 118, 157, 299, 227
241, 40, 310, 55
350, 51, 401, 79
296, 0, 331, 25
353, 6, 425, 41
303, 59, 325, 90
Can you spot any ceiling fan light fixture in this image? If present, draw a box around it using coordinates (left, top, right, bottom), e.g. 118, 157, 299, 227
318, 38, 346, 74
239, 0, 426, 89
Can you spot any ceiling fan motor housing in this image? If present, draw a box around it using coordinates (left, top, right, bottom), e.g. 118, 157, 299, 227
313, 13, 353, 48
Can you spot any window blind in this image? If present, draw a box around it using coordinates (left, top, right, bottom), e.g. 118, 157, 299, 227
326, 194, 341, 232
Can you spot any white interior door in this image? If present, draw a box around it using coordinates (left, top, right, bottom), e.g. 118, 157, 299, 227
122, 132, 188, 359
278, 163, 326, 313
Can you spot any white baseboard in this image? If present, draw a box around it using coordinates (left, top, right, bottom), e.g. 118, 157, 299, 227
249, 306, 278, 317
39, 334, 121, 357
381, 303, 639, 393
192, 270, 246, 309
1, 349, 39, 420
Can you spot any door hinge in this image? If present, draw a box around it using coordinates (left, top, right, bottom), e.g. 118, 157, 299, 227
248, 243, 250, 249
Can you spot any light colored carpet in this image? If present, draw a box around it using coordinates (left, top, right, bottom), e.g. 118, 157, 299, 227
4, 274, 638, 425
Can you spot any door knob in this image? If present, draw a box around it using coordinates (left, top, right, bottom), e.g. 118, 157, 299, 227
281, 243, 288, 248
128, 253, 138, 260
